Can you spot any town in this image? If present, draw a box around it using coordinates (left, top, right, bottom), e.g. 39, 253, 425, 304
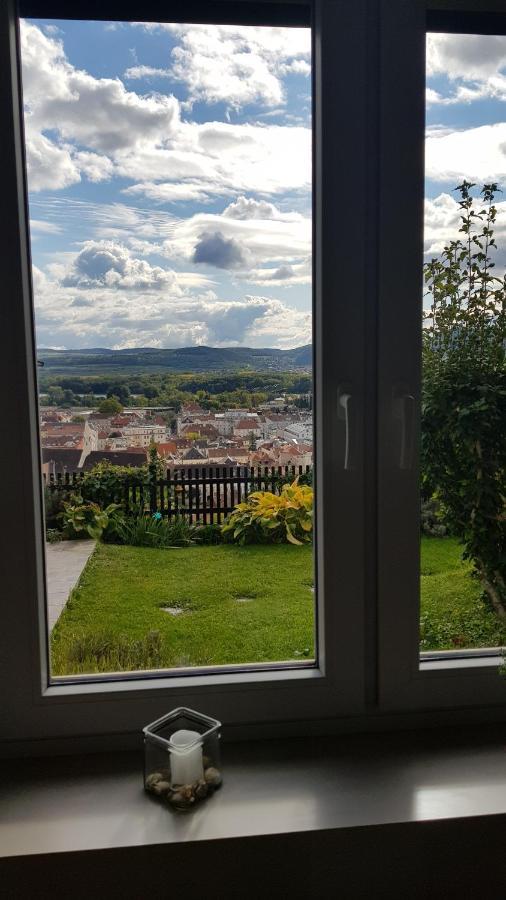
40, 396, 313, 477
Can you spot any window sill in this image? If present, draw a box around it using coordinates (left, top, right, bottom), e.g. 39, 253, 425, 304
2, 727, 506, 857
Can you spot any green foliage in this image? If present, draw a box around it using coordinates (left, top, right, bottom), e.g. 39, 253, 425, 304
423, 182, 506, 615
114, 515, 195, 548
79, 461, 144, 506
54, 627, 163, 673
98, 396, 123, 415
43, 484, 69, 530
193, 523, 223, 545
421, 498, 449, 538
222, 479, 313, 545
39, 368, 312, 411
62, 500, 122, 541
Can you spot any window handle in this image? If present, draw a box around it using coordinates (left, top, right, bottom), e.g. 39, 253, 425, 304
393, 390, 415, 470
337, 387, 354, 470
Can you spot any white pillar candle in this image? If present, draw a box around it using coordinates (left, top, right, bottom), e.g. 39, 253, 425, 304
169, 729, 204, 786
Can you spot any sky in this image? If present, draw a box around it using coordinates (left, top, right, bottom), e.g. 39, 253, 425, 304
20, 22, 506, 350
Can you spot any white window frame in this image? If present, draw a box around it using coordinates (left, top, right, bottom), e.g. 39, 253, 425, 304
377, 0, 506, 712
1, 0, 505, 756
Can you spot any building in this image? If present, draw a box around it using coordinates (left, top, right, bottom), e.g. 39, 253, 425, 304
80, 449, 147, 470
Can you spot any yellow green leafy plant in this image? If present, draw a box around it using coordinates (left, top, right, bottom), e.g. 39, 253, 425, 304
222, 478, 313, 545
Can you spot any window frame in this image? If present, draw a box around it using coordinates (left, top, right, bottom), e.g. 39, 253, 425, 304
1, 0, 506, 756
0, 0, 373, 750
377, 0, 506, 711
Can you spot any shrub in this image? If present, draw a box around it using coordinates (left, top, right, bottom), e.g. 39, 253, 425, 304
222, 478, 313, 545
79, 461, 141, 507
193, 523, 223, 545
423, 182, 506, 616
62, 500, 122, 541
115, 514, 195, 548
43, 484, 73, 531
421, 497, 449, 538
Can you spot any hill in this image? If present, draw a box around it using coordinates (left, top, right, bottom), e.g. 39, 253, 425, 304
37, 345, 312, 374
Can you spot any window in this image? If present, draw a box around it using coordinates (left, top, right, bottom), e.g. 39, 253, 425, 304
19, 16, 317, 681
1, 0, 505, 753
378, 5, 506, 712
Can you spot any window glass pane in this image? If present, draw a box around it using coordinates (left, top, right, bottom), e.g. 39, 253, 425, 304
421, 32, 506, 655
20, 18, 315, 678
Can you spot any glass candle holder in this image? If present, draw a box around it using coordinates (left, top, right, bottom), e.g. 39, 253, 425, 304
143, 707, 222, 810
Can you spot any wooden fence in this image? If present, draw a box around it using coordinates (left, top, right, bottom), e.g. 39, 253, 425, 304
43, 465, 312, 524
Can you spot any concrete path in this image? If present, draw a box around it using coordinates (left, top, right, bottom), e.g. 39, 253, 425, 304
45, 540, 95, 631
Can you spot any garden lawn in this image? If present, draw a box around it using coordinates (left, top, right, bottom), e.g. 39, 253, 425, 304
51, 543, 315, 675
51, 537, 506, 675
420, 537, 506, 651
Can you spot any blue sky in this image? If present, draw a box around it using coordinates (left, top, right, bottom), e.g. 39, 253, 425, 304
20, 22, 506, 349
425, 33, 506, 266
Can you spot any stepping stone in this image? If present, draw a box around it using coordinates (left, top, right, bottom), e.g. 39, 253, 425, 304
161, 606, 185, 616
235, 596, 255, 603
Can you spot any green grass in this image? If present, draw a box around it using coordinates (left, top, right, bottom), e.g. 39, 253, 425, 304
420, 537, 506, 652
51, 537, 506, 675
51, 543, 315, 674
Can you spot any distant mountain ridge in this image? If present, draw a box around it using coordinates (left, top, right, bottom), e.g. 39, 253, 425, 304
37, 344, 313, 373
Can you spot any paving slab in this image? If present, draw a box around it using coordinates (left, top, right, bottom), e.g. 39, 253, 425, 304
45, 540, 95, 631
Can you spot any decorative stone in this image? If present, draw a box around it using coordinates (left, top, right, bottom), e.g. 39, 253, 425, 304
152, 780, 171, 796
194, 778, 209, 800
169, 784, 196, 810
145, 772, 163, 792
204, 767, 222, 788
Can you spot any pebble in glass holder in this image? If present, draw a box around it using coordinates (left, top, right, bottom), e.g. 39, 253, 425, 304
143, 707, 222, 811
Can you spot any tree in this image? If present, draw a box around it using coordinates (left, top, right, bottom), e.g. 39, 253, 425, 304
98, 396, 123, 415
422, 182, 506, 616
107, 382, 130, 403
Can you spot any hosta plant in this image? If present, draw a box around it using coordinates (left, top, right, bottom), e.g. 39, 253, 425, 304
222, 479, 313, 545
62, 500, 122, 541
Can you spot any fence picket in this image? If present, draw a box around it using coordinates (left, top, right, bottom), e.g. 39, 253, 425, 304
45, 464, 312, 524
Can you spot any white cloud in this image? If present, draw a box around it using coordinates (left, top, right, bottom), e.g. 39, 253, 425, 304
243, 261, 311, 287
223, 196, 279, 219
27, 199, 182, 264
424, 192, 506, 268
21, 22, 311, 203
22, 22, 312, 351
71, 150, 115, 182
123, 122, 311, 201
25, 132, 80, 191
140, 24, 310, 110
29, 219, 62, 234
161, 204, 311, 276
426, 122, 506, 183
427, 33, 506, 81
62, 240, 182, 290
33, 255, 310, 349
426, 34, 506, 104
193, 231, 253, 270
280, 59, 311, 76
123, 181, 219, 204
20, 21, 180, 191
124, 65, 172, 80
